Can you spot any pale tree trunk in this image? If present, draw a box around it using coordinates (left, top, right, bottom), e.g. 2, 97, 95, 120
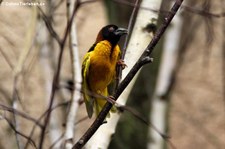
63, 0, 81, 148
38, 24, 63, 149
37, 2, 63, 147
86, 0, 162, 148
147, 5, 183, 149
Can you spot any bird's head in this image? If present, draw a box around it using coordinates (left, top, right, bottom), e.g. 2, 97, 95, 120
96, 24, 128, 46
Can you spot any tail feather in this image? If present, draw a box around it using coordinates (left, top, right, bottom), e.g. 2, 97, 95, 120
94, 88, 117, 117
94, 87, 108, 116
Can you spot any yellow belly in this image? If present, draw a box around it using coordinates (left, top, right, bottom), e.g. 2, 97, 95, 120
87, 40, 120, 95
88, 56, 114, 93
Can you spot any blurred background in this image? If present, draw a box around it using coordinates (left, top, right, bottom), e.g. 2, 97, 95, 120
0, 0, 224, 149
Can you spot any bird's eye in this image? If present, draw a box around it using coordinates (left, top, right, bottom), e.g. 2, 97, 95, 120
108, 27, 115, 32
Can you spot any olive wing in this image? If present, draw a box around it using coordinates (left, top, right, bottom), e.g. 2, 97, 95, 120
82, 52, 94, 118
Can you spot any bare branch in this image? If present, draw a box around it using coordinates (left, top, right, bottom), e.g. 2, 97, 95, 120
113, 0, 167, 14
0, 104, 43, 127
24, 101, 69, 149
3, 116, 37, 149
114, 0, 225, 18
182, 4, 225, 18
38, 6, 62, 45
115, 0, 140, 88
74, 116, 89, 125
53, 0, 64, 10
49, 133, 64, 149
0, 47, 13, 69
117, 105, 170, 139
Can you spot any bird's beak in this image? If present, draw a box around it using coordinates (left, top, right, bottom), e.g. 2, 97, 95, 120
114, 27, 128, 36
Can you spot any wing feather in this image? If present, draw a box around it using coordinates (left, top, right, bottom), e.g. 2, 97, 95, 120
82, 52, 94, 118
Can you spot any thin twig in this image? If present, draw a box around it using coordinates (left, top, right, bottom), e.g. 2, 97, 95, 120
61, 0, 98, 46
121, 0, 140, 59
117, 105, 170, 139
83, 92, 171, 140
115, 0, 140, 88
74, 116, 89, 125
49, 133, 64, 149
24, 101, 69, 149
38, 6, 61, 45
182, 4, 225, 18
113, 0, 225, 18
0, 104, 43, 127
4, 116, 37, 149
113, 0, 167, 14
0, 47, 14, 69
73, 0, 184, 148
80, 91, 172, 144
53, 0, 64, 10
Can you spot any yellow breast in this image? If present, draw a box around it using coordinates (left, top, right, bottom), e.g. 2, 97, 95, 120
88, 40, 120, 92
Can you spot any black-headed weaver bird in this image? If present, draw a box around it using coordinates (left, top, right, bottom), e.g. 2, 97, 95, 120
82, 24, 127, 118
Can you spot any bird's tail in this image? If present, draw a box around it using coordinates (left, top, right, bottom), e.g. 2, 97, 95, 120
94, 88, 116, 117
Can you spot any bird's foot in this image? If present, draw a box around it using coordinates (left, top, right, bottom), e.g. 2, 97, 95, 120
117, 59, 127, 69
107, 96, 116, 105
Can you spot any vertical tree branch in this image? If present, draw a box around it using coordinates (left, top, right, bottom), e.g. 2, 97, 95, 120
63, 0, 82, 148
115, 0, 140, 88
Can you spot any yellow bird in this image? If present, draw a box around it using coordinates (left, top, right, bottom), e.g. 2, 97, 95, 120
82, 25, 127, 118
